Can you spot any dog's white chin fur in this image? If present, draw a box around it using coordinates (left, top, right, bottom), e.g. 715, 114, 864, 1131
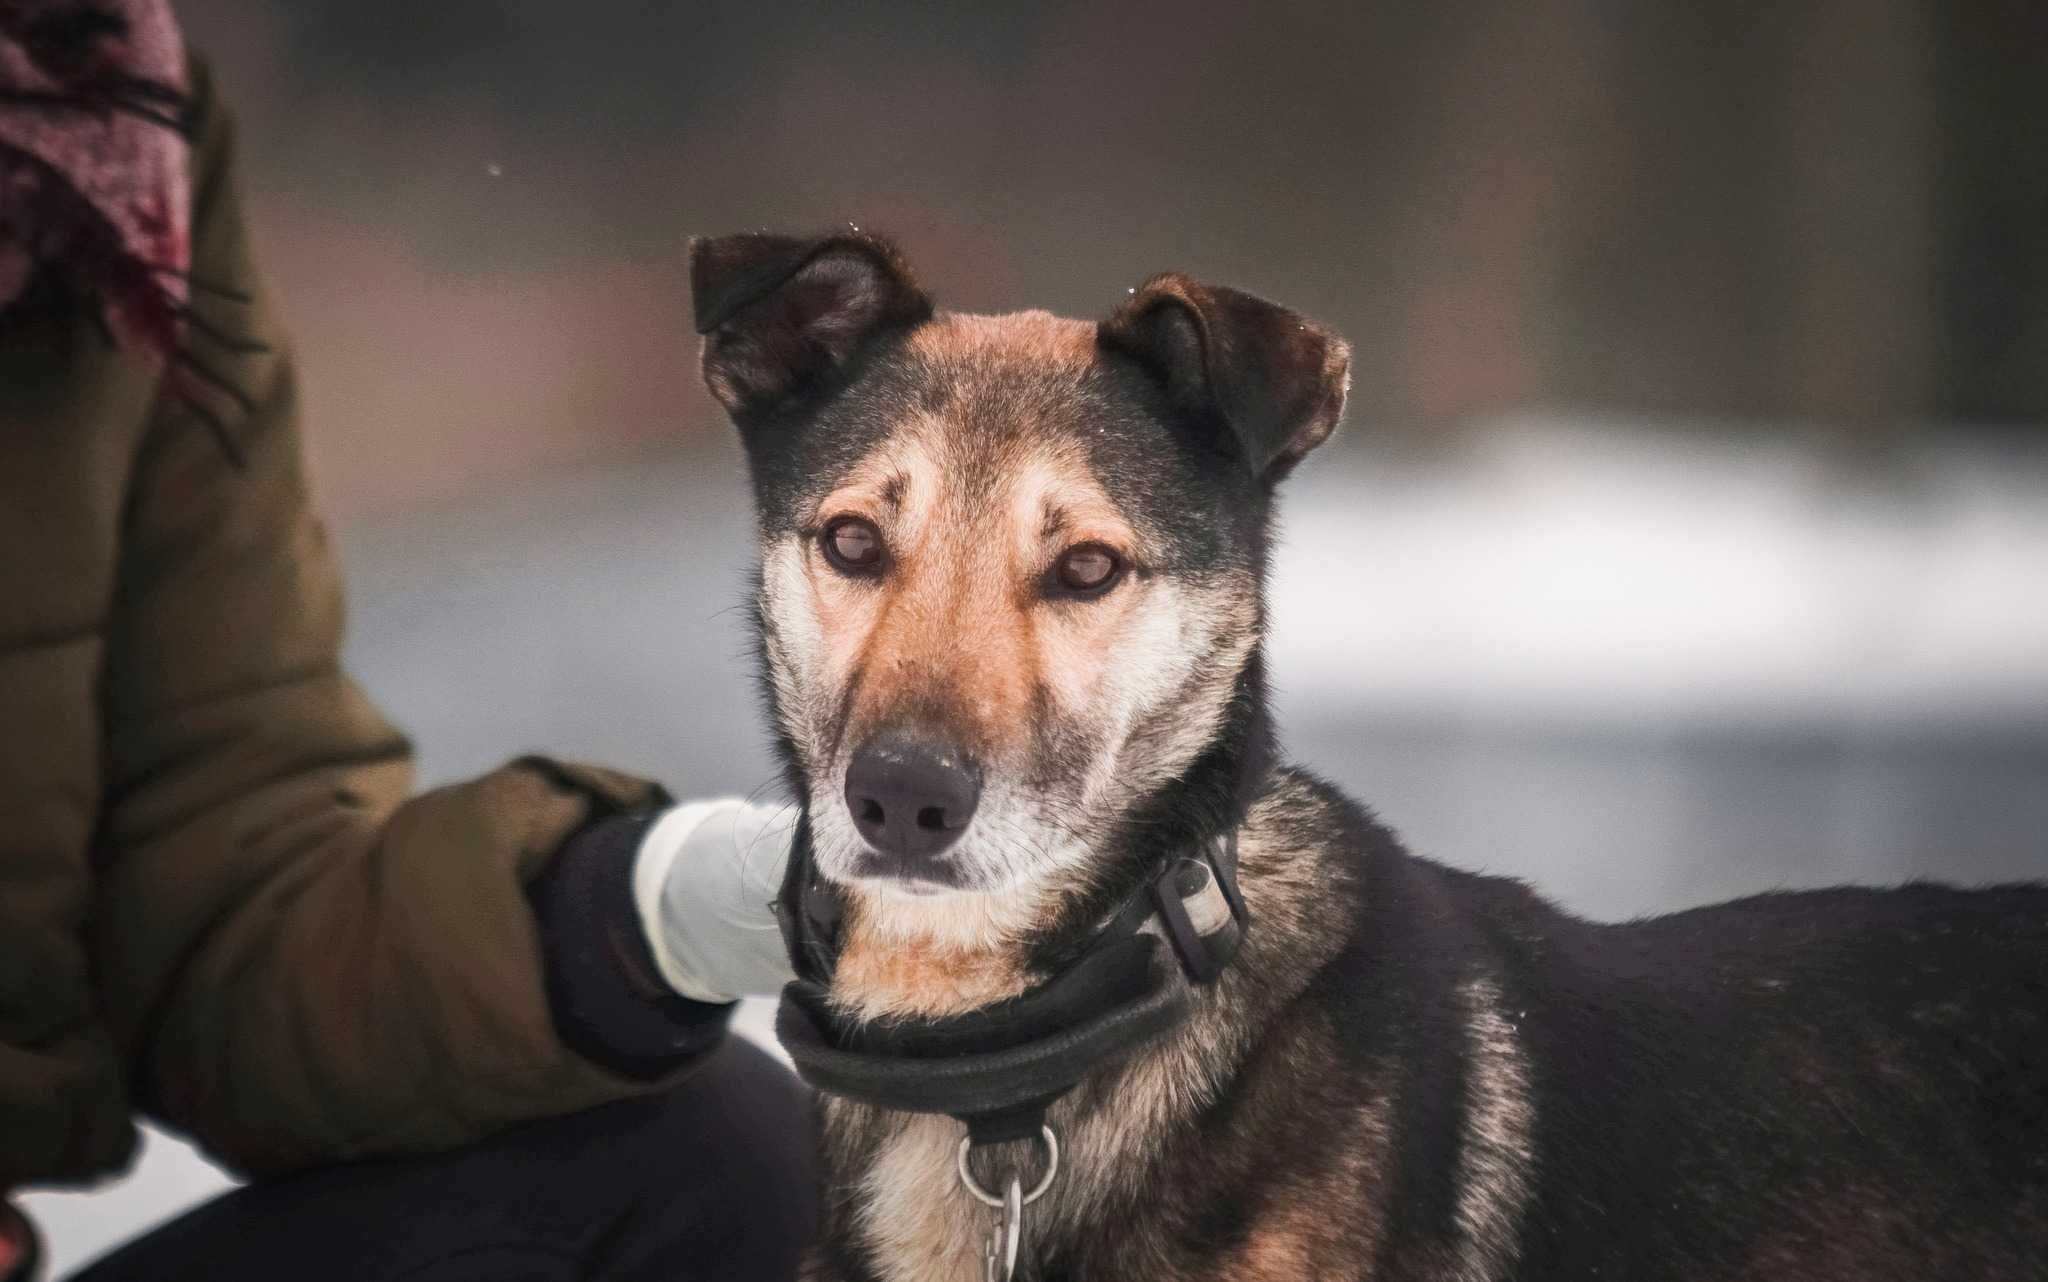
816, 844, 1071, 953
852, 883, 1027, 950
856, 875, 955, 899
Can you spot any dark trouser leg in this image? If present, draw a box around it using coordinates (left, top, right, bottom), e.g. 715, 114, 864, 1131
71, 1038, 816, 1282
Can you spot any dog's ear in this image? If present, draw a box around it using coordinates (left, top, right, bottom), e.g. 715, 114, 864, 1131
1099, 274, 1350, 484
690, 230, 933, 420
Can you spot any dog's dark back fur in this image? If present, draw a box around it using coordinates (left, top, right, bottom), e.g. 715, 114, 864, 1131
1326, 824, 2048, 1279
692, 230, 2048, 1281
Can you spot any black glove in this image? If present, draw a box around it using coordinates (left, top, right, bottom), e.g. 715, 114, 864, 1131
527, 813, 735, 1079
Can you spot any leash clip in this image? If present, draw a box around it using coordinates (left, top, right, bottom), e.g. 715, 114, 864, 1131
958, 1126, 1059, 1282
983, 1176, 1021, 1282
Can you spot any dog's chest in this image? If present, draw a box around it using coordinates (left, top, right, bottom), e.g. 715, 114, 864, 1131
828, 1044, 1221, 1281
845, 1111, 992, 1282
833, 1102, 1156, 1282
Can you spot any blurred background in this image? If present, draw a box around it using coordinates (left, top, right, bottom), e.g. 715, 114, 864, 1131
26, 0, 2048, 1272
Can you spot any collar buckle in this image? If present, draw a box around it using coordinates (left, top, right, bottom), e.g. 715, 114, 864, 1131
1147, 832, 1250, 985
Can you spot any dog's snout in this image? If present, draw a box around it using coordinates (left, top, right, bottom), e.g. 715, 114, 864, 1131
844, 737, 981, 872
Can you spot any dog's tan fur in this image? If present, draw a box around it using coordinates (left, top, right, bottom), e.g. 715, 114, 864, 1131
1219, 1089, 1395, 1281
831, 902, 1033, 1022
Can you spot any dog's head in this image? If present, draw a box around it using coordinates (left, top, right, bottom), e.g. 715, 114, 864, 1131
693, 230, 1347, 946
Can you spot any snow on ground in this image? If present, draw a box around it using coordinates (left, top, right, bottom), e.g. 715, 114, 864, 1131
1272, 417, 2048, 729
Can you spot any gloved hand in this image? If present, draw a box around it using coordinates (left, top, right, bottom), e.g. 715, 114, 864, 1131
529, 799, 798, 1078
632, 800, 800, 1003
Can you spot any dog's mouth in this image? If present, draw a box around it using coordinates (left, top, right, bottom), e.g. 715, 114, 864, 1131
846, 843, 968, 895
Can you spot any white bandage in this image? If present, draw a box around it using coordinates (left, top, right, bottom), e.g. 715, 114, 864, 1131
633, 799, 800, 1003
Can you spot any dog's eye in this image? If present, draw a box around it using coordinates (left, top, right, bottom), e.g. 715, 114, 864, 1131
1054, 544, 1123, 595
821, 517, 885, 574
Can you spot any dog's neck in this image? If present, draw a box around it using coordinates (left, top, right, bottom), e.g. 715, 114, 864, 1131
812, 768, 1354, 1282
813, 656, 1277, 1023
783, 653, 1359, 1282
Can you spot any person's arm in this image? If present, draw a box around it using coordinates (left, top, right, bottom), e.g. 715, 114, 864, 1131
87, 57, 727, 1176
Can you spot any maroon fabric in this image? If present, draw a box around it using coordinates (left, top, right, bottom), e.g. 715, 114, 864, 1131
0, 0, 187, 360
0, 1198, 36, 1282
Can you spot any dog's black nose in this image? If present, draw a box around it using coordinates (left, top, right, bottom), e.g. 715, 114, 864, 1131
844, 737, 981, 871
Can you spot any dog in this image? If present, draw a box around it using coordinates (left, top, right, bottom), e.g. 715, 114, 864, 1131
689, 229, 2048, 1281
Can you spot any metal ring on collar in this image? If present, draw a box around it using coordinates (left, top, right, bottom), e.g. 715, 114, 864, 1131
956, 1126, 1060, 1208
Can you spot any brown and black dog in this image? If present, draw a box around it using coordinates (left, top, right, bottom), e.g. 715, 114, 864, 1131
691, 229, 2048, 1282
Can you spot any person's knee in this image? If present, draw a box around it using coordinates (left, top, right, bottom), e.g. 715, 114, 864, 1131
70, 1038, 819, 1282
595, 1037, 818, 1280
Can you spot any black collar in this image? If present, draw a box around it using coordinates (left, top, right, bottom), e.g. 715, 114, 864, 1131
773, 829, 1250, 1147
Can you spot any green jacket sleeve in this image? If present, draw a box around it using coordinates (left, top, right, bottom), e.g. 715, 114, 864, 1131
87, 59, 678, 1175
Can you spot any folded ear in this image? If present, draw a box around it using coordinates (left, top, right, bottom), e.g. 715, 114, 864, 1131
690, 230, 933, 420
1099, 274, 1350, 484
